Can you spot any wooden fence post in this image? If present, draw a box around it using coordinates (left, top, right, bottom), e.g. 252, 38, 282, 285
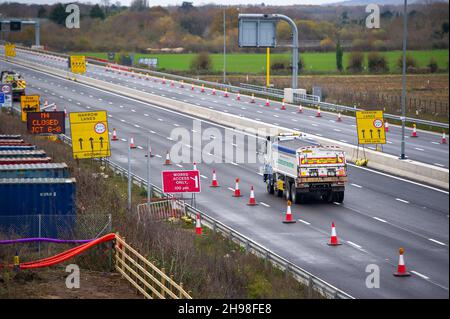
161, 268, 166, 298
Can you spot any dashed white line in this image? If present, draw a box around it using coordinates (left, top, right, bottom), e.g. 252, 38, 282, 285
351, 183, 363, 188
260, 202, 270, 207
347, 241, 362, 249
227, 187, 235, 192
428, 238, 447, 246
373, 217, 387, 223
411, 271, 430, 280
414, 147, 424, 151
395, 198, 410, 204
298, 219, 310, 225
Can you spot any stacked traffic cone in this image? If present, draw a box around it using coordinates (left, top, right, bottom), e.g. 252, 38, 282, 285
195, 214, 203, 235
393, 248, 411, 277
316, 106, 322, 117
224, 88, 229, 98
385, 120, 390, 132
251, 94, 255, 103
337, 112, 342, 122
441, 131, 447, 144
112, 128, 118, 141
237, 92, 241, 101
232, 178, 242, 197
281, 99, 286, 110
265, 98, 270, 107
129, 137, 136, 149
411, 124, 418, 138
201, 84, 205, 93
298, 104, 303, 113
210, 170, 219, 187
164, 151, 172, 165
247, 186, 257, 206
282, 201, 296, 224
212, 88, 216, 95
327, 222, 341, 246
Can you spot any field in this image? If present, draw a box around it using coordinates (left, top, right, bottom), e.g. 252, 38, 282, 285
74, 50, 449, 74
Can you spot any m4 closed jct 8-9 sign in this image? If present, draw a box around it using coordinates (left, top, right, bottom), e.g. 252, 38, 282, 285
27, 111, 65, 135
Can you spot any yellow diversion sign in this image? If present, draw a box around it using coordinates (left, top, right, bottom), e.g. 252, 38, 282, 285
5, 43, 16, 57
356, 110, 386, 145
20, 95, 40, 122
70, 55, 86, 74
69, 111, 111, 159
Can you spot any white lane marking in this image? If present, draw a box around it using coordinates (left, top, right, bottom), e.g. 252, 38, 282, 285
414, 147, 424, 151
260, 202, 270, 207
387, 141, 393, 144
434, 163, 445, 167
134, 124, 140, 128
333, 129, 341, 132
227, 187, 235, 192
149, 130, 155, 134
166, 137, 173, 141
347, 241, 362, 249
411, 271, 430, 280
395, 198, 410, 204
431, 141, 440, 145
137, 146, 143, 150
131, 109, 136, 112
351, 183, 362, 188
273, 114, 279, 118
158, 118, 163, 121
340, 140, 348, 143
120, 138, 127, 142
373, 216, 387, 223
428, 238, 447, 246
173, 123, 180, 127
200, 175, 208, 179
298, 219, 310, 225
312, 123, 318, 127
176, 164, 183, 168
155, 154, 162, 158
230, 162, 238, 166
144, 114, 149, 117
291, 119, 298, 122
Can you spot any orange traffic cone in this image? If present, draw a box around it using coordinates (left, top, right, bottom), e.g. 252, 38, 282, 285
171, 80, 174, 87
281, 99, 286, 110
193, 162, 198, 170
201, 84, 205, 93
224, 88, 229, 98
251, 93, 255, 103
247, 186, 257, 206
337, 112, 342, 122
393, 248, 411, 277
112, 128, 118, 141
212, 87, 216, 95
162, 77, 166, 84
385, 120, 390, 132
44, 99, 48, 108
180, 80, 184, 88
191, 83, 195, 91
195, 214, 203, 235
327, 222, 341, 246
316, 106, 322, 117
210, 170, 219, 187
282, 201, 296, 224
145, 74, 150, 81
129, 137, 136, 149
164, 151, 172, 165
298, 104, 303, 113
411, 124, 418, 137
64, 107, 68, 118
237, 92, 241, 101
265, 98, 270, 107
232, 178, 242, 197
441, 131, 447, 144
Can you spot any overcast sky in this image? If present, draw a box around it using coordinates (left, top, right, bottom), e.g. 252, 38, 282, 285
3, 1, 345, 6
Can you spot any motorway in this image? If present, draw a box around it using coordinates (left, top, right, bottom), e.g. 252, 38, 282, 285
11, 48, 450, 168
1, 57, 448, 298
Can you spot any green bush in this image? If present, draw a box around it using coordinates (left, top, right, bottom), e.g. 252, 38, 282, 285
397, 53, 418, 70
427, 58, 439, 73
190, 52, 213, 72
368, 52, 389, 73
347, 51, 364, 73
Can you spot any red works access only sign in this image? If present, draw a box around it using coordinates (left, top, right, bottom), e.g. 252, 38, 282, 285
162, 170, 201, 193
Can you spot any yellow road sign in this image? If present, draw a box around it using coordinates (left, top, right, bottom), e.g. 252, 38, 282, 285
5, 43, 16, 57
70, 55, 86, 74
69, 111, 111, 159
20, 95, 40, 122
356, 110, 386, 145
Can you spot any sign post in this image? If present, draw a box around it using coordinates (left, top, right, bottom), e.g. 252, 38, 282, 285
20, 95, 40, 122
69, 111, 111, 159
0, 84, 12, 109
26, 111, 65, 135
356, 110, 387, 145
162, 170, 201, 194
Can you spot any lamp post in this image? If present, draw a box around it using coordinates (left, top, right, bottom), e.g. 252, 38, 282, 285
400, 0, 408, 160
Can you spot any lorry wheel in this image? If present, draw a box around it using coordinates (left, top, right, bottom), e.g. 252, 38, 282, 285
323, 191, 333, 203
333, 192, 345, 203
266, 182, 274, 194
